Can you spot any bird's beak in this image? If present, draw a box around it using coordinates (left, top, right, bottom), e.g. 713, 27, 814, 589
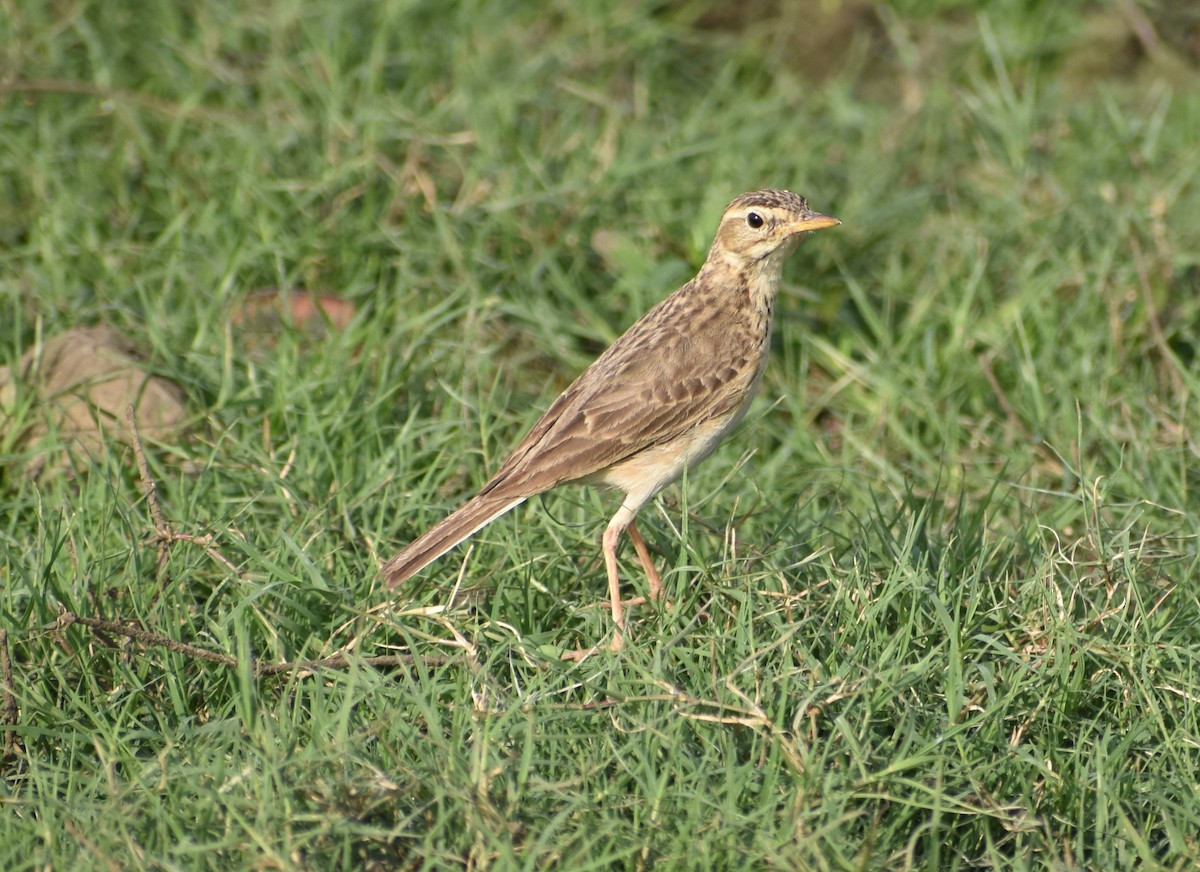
792, 211, 841, 233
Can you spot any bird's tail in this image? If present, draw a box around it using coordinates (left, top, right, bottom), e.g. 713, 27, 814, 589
381, 494, 527, 587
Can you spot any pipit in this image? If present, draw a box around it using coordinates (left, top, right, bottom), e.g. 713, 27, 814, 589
383, 189, 839, 657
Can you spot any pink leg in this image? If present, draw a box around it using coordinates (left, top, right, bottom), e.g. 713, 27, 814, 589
562, 508, 633, 661
601, 523, 626, 651
627, 520, 663, 602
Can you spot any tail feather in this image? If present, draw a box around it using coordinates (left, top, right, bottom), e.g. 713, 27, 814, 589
382, 494, 526, 587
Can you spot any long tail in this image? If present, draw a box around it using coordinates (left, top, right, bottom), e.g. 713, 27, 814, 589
381, 494, 527, 587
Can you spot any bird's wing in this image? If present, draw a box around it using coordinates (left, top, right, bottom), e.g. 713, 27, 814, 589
480, 288, 762, 499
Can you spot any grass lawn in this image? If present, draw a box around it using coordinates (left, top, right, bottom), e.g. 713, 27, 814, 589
3, 0, 1200, 868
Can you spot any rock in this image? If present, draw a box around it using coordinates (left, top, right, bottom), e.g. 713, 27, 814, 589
0, 325, 187, 477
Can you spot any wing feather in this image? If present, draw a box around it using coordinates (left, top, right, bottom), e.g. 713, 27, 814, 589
480, 285, 763, 500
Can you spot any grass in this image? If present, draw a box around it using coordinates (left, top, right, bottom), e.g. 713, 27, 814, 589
3, 0, 1200, 868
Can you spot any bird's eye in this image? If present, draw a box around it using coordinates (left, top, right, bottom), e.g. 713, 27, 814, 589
746, 212, 764, 229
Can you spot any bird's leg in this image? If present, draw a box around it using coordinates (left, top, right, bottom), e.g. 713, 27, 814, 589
562, 516, 627, 661
626, 520, 664, 603
563, 505, 680, 661
586, 513, 672, 613
562, 505, 637, 661
601, 520, 626, 652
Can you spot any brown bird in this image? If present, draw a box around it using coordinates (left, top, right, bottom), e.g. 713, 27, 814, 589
383, 189, 839, 657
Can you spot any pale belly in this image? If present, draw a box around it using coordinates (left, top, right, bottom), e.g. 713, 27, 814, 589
591, 365, 764, 511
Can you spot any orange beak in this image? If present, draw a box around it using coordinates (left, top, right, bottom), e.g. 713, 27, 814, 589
792, 211, 841, 232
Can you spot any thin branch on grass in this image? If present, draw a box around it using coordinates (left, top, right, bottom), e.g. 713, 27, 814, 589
1, 628, 18, 758
110, 409, 464, 678
976, 350, 1030, 438
54, 608, 452, 676
126, 405, 242, 580
1116, 0, 1162, 56
0, 77, 250, 124
1131, 237, 1185, 395
976, 351, 1066, 476
127, 406, 171, 578
653, 678, 807, 775
62, 818, 124, 872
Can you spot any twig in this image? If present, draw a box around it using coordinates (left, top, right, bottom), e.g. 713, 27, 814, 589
63, 819, 124, 872
1116, 0, 1161, 57
127, 406, 171, 578
56, 609, 451, 676
0, 77, 250, 125
125, 405, 243, 580
1, 628, 18, 758
654, 678, 807, 774
976, 350, 1030, 438
1130, 238, 1184, 395
976, 351, 1065, 476
155, 532, 241, 576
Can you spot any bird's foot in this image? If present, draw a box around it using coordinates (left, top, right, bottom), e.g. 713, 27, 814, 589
560, 628, 625, 662
583, 590, 673, 612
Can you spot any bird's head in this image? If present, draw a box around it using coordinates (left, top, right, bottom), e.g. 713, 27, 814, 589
708, 189, 839, 271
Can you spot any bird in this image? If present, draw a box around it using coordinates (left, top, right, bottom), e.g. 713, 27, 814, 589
382, 189, 840, 658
